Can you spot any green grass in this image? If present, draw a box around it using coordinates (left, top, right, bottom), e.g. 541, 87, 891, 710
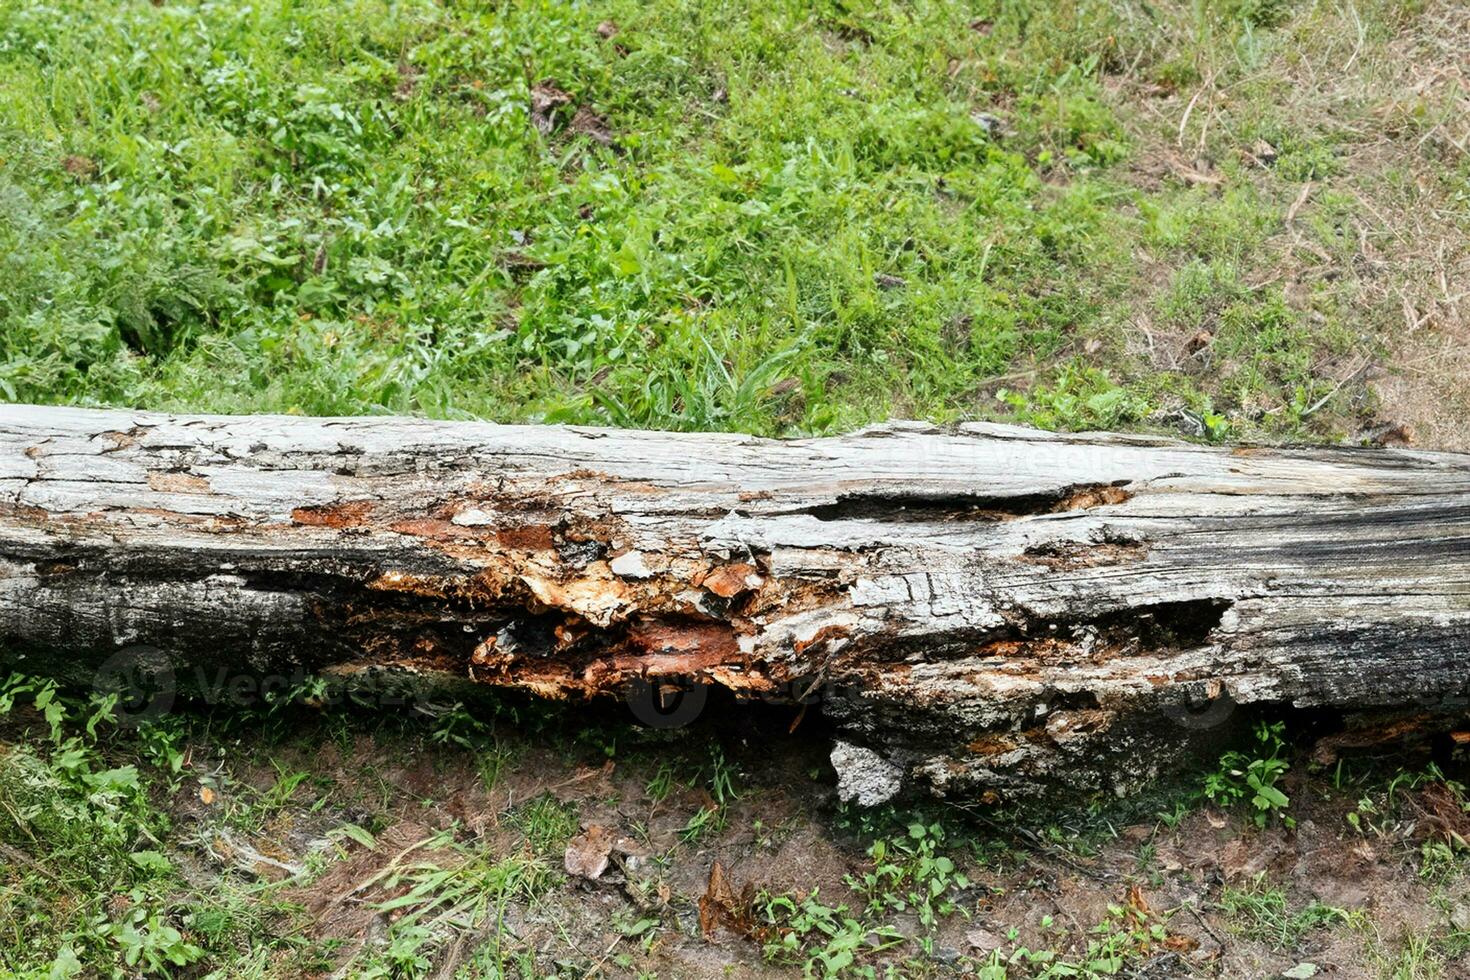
0, 671, 566, 977
3, 0, 1455, 439
506, 794, 579, 856
0, 677, 245, 975
1218, 873, 1350, 949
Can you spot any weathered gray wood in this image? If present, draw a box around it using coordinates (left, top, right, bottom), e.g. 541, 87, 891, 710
3, 404, 1469, 803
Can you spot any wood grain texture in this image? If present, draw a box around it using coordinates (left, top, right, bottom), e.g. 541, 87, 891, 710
4, 404, 1469, 802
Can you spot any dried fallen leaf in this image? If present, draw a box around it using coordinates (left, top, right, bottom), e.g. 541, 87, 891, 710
698, 861, 730, 938
570, 106, 614, 147
1126, 883, 1152, 920
699, 860, 758, 940
1185, 329, 1214, 355
530, 80, 573, 135
62, 155, 97, 180
564, 824, 614, 880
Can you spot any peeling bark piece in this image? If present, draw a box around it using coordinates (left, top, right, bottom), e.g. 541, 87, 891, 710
701, 562, 763, 599
3, 405, 1470, 803
609, 550, 653, 579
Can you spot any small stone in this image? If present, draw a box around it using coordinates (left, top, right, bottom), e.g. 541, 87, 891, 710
830, 741, 903, 806
971, 111, 1003, 136
931, 945, 962, 965
1450, 902, 1470, 931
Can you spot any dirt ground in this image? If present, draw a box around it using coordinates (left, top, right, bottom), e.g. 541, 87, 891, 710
144, 697, 1470, 979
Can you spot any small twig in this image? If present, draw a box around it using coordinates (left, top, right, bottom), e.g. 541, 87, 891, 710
948, 804, 1115, 882
1181, 898, 1227, 951
1285, 181, 1314, 227
328, 833, 441, 906
583, 934, 625, 978
1177, 69, 1219, 149
0, 842, 57, 882
1342, 4, 1366, 72
976, 368, 1039, 388
1048, 892, 1085, 939
1302, 355, 1372, 418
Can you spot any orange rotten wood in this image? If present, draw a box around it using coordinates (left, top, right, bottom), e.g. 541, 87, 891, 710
3, 404, 1470, 804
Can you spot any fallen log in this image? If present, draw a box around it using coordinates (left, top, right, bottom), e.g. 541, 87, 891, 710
3, 404, 1469, 804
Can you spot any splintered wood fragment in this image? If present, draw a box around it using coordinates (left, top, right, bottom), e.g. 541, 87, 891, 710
3, 404, 1470, 803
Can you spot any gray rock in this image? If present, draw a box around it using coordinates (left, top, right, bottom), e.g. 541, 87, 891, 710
831, 741, 903, 806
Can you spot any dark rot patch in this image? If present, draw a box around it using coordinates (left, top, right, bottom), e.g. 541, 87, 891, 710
800, 482, 1133, 523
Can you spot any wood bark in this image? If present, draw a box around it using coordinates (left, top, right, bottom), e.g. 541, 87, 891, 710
3, 404, 1469, 803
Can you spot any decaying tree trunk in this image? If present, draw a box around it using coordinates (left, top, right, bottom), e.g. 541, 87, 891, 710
3, 404, 1469, 804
